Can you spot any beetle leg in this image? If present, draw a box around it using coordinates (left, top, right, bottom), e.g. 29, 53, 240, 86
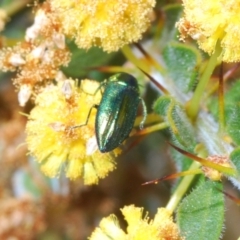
93, 81, 106, 95
139, 98, 147, 130
71, 104, 99, 129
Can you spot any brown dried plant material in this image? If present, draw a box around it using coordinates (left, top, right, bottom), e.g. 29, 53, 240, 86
202, 155, 231, 181
0, 82, 27, 167
0, 113, 27, 164
0, 1, 71, 107
0, 197, 46, 239
43, 195, 89, 239
42, 188, 118, 240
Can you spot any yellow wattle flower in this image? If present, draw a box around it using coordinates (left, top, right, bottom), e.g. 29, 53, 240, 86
89, 205, 183, 240
26, 79, 120, 185
176, 0, 240, 62
50, 0, 156, 52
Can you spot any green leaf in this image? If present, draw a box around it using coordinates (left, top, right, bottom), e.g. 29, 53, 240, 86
177, 180, 224, 240
208, 80, 240, 122
153, 96, 197, 151
163, 43, 200, 93
228, 149, 240, 189
171, 148, 192, 173
159, 4, 182, 48
169, 148, 193, 191
0, 0, 14, 7
220, 81, 240, 145
226, 104, 240, 145
224, 80, 240, 105
62, 41, 119, 78
207, 81, 240, 145
230, 147, 240, 174
153, 95, 172, 116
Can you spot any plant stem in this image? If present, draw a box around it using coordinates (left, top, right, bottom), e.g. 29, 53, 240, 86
132, 122, 169, 136
4, 0, 32, 17
205, 63, 240, 97
122, 45, 149, 73
166, 161, 200, 213
134, 43, 165, 73
218, 62, 225, 132
187, 42, 222, 121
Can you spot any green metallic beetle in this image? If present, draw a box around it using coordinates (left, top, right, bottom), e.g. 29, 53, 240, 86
73, 72, 146, 153
95, 72, 146, 153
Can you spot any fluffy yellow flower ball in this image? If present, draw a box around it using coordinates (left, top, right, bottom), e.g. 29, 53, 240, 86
177, 0, 240, 62
50, 0, 156, 52
26, 79, 120, 185
89, 205, 183, 240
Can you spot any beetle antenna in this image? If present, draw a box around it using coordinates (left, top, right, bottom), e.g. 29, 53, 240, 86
138, 67, 169, 95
